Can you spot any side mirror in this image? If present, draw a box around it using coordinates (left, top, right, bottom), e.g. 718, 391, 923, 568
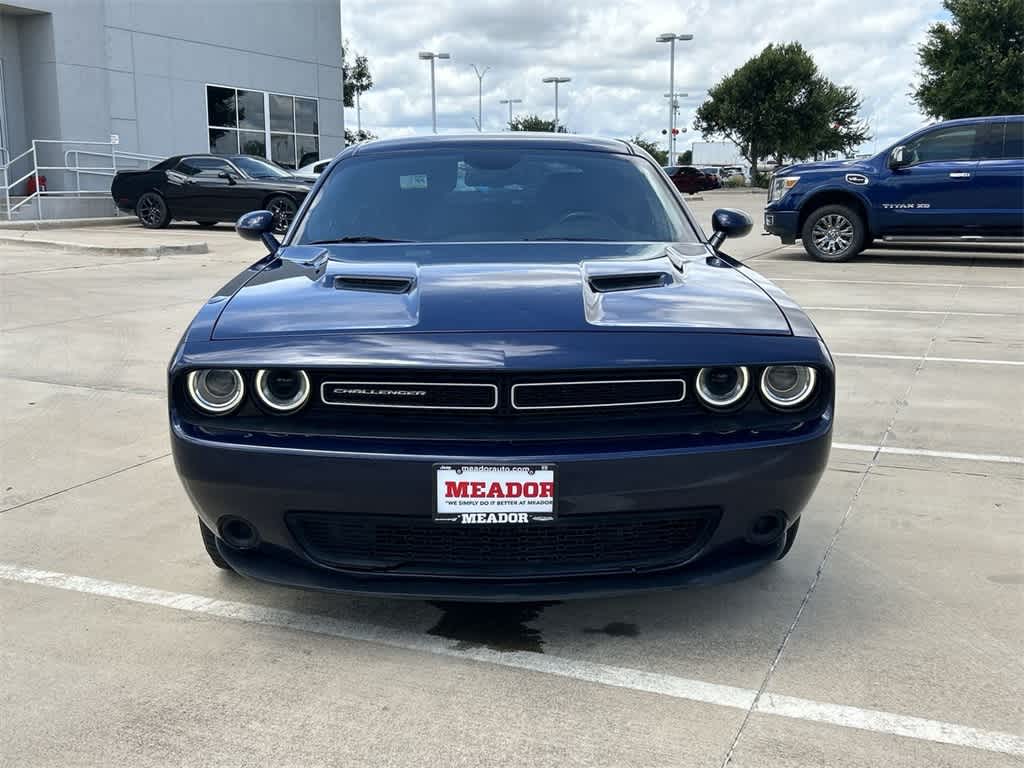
236, 210, 280, 253
708, 208, 753, 250
888, 145, 908, 170
218, 170, 237, 184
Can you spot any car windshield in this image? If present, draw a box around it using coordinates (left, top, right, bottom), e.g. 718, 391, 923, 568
232, 156, 294, 179
292, 148, 697, 244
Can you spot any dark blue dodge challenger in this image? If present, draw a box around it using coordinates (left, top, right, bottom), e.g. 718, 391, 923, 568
170, 134, 833, 601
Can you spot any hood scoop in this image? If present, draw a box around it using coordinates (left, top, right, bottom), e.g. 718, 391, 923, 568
588, 272, 672, 293
334, 275, 416, 294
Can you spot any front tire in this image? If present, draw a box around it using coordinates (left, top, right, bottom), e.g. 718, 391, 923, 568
199, 518, 234, 571
266, 195, 297, 234
136, 192, 171, 229
801, 204, 865, 262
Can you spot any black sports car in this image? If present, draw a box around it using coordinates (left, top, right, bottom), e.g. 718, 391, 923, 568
111, 154, 313, 232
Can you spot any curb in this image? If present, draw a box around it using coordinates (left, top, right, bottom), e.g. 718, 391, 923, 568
0, 216, 137, 231
0, 235, 209, 257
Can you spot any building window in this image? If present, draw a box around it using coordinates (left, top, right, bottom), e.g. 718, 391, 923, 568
207, 85, 319, 169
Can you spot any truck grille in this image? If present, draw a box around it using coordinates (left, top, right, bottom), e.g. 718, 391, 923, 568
287, 508, 718, 577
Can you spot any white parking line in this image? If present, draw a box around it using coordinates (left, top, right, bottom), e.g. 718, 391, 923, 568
833, 443, 1024, 465
766, 277, 1023, 290
1, 562, 1022, 758
804, 306, 1014, 317
833, 352, 1024, 366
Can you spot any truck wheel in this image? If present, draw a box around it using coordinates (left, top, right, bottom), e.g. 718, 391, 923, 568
136, 192, 171, 229
199, 518, 234, 571
801, 204, 865, 262
776, 519, 800, 561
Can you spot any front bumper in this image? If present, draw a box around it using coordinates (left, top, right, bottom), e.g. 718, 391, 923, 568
764, 209, 799, 244
172, 419, 831, 600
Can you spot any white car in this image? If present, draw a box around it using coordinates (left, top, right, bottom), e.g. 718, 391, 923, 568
293, 159, 331, 180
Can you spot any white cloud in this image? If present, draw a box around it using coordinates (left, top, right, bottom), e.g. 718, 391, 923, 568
341, 0, 945, 154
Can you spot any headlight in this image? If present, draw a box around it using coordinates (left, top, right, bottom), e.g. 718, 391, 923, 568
255, 369, 310, 413
769, 175, 800, 202
187, 369, 244, 414
761, 365, 817, 409
695, 366, 750, 409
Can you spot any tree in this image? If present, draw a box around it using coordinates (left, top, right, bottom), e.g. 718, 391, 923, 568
629, 136, 668, 165
913, 0, 1024, 119
694, 43, 869, 178
343, 44, 373, 108
344, 129, 377, 144
509, 114, 568, 132
678, 149, 692, 165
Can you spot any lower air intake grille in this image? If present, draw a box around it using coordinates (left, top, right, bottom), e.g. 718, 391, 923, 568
287, 508, 718, 577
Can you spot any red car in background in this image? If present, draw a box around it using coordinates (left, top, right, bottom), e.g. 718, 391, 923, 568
663, 165, 722, 194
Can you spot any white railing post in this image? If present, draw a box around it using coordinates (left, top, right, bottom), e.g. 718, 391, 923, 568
32, 141, 41, 220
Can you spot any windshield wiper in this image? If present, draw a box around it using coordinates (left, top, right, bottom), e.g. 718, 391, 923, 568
309, 236, 417, 244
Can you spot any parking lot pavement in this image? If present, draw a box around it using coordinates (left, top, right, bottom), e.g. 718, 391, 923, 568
1, 219, 1022, 766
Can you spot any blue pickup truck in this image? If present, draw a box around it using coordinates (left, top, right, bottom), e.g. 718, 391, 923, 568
764, 115, 1023, 261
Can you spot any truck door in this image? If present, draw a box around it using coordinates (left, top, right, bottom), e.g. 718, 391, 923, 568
973, 120, 1024, 237
874, 122, 982, 237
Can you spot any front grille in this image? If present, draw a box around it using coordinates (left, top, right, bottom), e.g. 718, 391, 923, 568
287, 508, 719, 577
321, 380, 497, 410
511, 379, 685, 410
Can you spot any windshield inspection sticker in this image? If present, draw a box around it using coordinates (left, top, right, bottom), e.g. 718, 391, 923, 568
400, 174, 428, 190
434, 465, 557, 524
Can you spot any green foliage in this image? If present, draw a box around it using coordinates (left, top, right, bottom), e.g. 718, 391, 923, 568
343, 42, 373, 108
509, 114, 568, 132
724, 175, 748, 188
629, 136, 668, 165
344, 129, 377, 144
677, 149, 692, 165
694, 43, 870, 171
914, 0, 1024, 119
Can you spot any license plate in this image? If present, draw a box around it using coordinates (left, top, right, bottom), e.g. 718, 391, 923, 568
434, 464, 557, 524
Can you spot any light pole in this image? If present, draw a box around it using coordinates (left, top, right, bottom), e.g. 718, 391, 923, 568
541, 76, 571, 133
656, 33, 692, 162
499, 98, 522, 128
418, 51, 450, 133
664, 91, 688, 162
471, 65, 490, 131
338, 3, 346, 147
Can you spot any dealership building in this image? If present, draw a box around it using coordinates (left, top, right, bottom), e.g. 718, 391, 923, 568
0, 0, 344, 217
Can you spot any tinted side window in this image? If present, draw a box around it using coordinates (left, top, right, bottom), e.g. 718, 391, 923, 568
1003, 122, 1024, 160
906, 126, 978, 163
177, 157, 230, 176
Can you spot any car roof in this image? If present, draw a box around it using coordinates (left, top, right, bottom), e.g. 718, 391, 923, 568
346, 132, 633, 157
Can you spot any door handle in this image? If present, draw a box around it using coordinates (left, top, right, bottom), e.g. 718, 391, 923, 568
948, 172, 971, 179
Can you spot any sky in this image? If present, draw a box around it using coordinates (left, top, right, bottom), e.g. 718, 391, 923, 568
340, 0, 948, 156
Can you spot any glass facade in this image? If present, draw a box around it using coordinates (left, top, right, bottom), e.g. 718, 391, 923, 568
206, 85, 319, 169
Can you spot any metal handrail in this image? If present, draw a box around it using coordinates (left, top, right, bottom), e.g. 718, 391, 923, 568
3, 139, 168, 220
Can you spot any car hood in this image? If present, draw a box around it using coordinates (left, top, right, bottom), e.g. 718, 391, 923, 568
777, 157, 872, 176
210, 242, 791, 340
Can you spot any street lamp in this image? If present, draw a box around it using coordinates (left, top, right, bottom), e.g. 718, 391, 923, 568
656, 33, 693, 161
541, 76, 571, 133
418, 51, 450, 134
499, 98, 522, 127
471, 65, 490, 131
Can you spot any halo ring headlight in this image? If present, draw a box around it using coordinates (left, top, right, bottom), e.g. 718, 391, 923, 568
187, 369, 244, 414
255, 369, 311, 413
761, 365, 817, 409
695, 366, 750, 409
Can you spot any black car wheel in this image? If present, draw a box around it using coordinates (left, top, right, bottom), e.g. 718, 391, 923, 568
266, 195, 297, 234
196, 220, 219, 228
801, 204, 866, 262
136, 192, 171, 229
199, 518, 234, 571
776, 518, 800, 560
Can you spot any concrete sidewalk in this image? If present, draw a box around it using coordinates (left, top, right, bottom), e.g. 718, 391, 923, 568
0, 223, 212, 257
